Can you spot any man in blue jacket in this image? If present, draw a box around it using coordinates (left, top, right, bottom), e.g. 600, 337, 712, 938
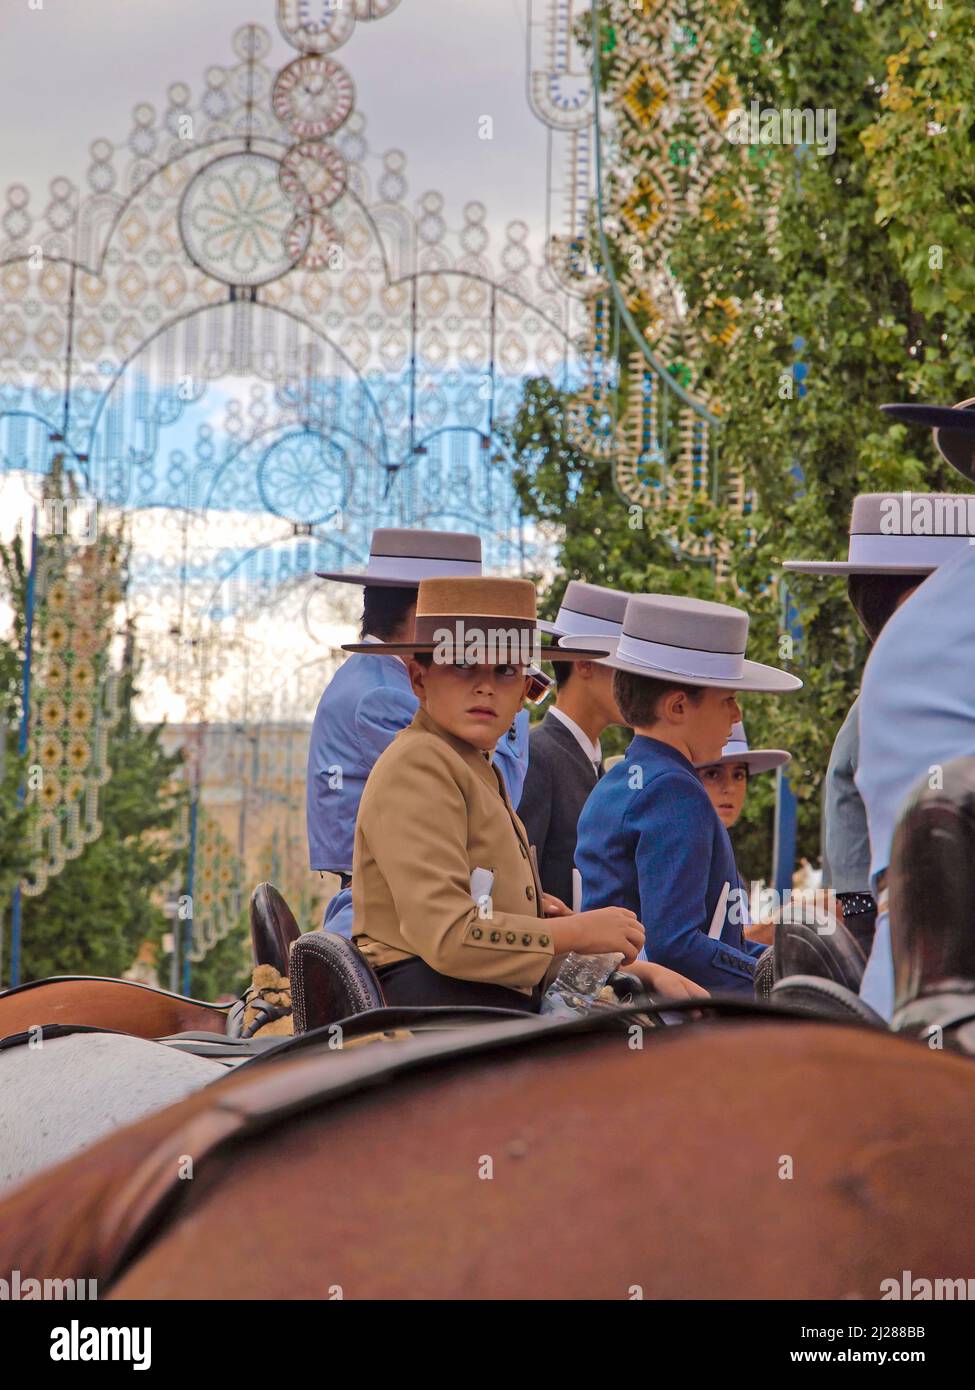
307, 527, 529, 936
575, 593, 801, 993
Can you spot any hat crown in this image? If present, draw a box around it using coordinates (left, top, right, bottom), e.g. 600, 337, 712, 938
368, 528, 482, 562
623, 593, 749, 655
558, 580, 629, 624
849, 492, 975, 537
415, 576, 538, 621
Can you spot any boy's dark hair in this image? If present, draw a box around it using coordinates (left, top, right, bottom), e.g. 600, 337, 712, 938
360, 585, 417, 641
613, 668, 706, 727
846, 573, 921, 645
550, 660, 574, 690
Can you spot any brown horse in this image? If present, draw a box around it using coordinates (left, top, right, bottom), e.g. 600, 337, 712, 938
2, 1003, 974, 1299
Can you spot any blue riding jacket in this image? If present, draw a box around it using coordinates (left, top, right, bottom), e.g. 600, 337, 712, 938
575, 736, 763, 993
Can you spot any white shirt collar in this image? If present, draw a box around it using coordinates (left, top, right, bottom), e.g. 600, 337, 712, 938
549, 706, 602, 766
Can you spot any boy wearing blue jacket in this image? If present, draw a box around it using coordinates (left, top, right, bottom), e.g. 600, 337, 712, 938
575, 594, 801, 993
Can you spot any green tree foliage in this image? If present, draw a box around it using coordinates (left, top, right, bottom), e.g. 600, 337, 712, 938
13, 656, 188, 982
0, 526, 190, 983
510, 1, 973, 875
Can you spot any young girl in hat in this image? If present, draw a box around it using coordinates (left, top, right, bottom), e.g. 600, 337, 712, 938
347, 577, 704, 1011
695, 722, 792, 945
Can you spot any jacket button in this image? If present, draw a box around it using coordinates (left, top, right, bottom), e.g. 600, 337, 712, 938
505, 931, 516, 944
490, 930, 500, 943
539, 935, 550, 948
522, 933, 532, 946
525, 885, 535, 901
472, 927, 483, 940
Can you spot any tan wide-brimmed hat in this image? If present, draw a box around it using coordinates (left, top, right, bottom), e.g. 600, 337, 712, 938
881, 398, 975, 482
342, 576, 603, 662
695, 721, 791, 776
783, 492, 975, 575
316, 527, 482, 587
539, 580, 629, 639
582, 593, 802, 693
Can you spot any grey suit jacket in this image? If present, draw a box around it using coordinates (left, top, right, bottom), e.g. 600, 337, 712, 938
517, 711, 601, 906
821, 696, 871, 893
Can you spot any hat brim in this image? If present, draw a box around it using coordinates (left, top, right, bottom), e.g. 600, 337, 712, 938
315, 571, 422, 588
697, 749, 791, 775
881, 403, 975, 482
581, 638, 802, 692
880, 402, 975, 433
341, 640, 605, 661
782, 559, 936, 576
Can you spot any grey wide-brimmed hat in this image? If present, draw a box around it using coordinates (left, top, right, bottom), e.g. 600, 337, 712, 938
695, 721, 791, 776
539, 580, 629, 640
317, 527, 482, 587
582, 594, 802, 693
783, 492, 975, 575
881, 398, 975, 482
342, 577, 602, 661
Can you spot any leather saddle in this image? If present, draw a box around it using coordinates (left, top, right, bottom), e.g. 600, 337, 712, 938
249, 882, 301, 977
773, 916, 867, 993
889, 755, 975, 1054
289, 930, 386, 1033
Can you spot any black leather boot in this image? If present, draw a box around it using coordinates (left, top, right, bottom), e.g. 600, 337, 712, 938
889, 756, 975, 1055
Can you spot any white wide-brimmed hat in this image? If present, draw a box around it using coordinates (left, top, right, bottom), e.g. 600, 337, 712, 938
317, 527, 482, 587
539, 580, 629, 640
582, 594, 802, 693
881, 398, 975, 483
783, 492, 975, 575
695, 721, 791, 776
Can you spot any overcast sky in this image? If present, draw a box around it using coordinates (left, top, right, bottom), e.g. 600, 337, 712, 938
0, 0, 550, 247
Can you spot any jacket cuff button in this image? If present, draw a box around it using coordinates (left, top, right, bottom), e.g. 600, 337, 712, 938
539, 935, 550, 948
505, 931, 516, 944
490, 930, 501, 943
471, 927, 483, 940
522, 933, 532, 946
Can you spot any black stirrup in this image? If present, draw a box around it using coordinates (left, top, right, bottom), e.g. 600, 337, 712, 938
249, 882, 301, 977
889, 755, 975, 1054
773, 916, 867, 993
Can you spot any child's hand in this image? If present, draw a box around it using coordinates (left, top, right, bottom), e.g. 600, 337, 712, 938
624, 960, 710, 1000
565, 907, 645, 962
541, 892, 573, 918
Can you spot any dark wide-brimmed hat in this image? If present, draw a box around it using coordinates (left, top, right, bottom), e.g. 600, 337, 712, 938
581, 594, 802, 693
316, 527, 482, 587
341, 577, 603, 662
695, 721, 791, 776
881, 398, 975, 482
783, 491, 975, 575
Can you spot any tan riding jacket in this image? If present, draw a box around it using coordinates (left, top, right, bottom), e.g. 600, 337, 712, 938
352, 706, 555, 994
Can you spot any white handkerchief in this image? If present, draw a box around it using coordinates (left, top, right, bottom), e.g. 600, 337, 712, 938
470, 867, 495, 905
